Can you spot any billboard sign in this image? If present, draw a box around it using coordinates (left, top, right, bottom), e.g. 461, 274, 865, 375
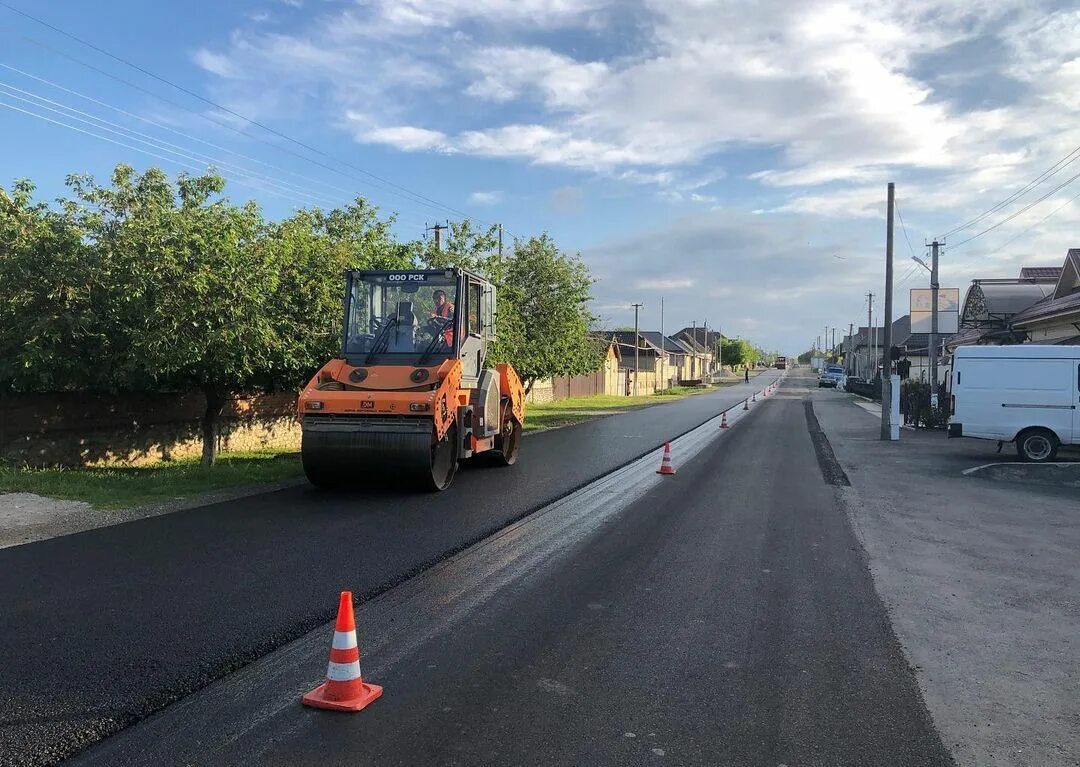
910, 288, 960, 334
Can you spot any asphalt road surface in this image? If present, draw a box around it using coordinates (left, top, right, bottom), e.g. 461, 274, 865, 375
0, 374, 780, 766
76, 370, 952, 766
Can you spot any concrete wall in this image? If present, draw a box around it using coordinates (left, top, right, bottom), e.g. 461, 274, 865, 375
1, 391, 299, 468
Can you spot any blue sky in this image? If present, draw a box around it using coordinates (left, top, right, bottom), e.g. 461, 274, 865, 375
2, 0, 1079, 354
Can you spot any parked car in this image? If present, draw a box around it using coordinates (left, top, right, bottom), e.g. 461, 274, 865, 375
949, 345, 1080, 462
818, 365, 846, 389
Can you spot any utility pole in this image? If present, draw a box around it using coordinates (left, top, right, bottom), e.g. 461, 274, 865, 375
881, 181, 897, 441
498, 223, 503, 258
692, 319, 698, 380
660, 297, 665, 390
632, 302, 644, 397
847, 322, 854, 374
832, 327, 836, 358
866, 292, 874, 379
428, 221, 449, 252
929, 240, 941, 406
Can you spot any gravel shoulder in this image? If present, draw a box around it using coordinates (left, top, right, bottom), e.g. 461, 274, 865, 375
813, 384, 1080, 767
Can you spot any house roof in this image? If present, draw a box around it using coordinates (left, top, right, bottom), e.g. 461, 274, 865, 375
609, 330, 689, 354
960, 280, 1054, 327
1018, 266, 1063, 280
614, 342, 660, 360
676, 327, 723, 348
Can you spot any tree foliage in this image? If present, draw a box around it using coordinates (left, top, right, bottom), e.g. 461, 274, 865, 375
720, 337, 754, 369
412, 225, 603, 390
1, 165, 409, 464
1, 164, 603, 462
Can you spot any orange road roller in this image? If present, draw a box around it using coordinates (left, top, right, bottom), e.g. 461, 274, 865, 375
297, 268, 526, 491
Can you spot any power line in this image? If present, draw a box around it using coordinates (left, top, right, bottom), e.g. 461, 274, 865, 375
950, 167, 1080, 249
0, 62, 358, 200
982, 187, 1080, 258
0, 96, 325, 203
894, 199, 917, 262
0, 1, 490, 224
939, 143, 1080, 239
0, 80, 345, 207
14, 33, 470, 224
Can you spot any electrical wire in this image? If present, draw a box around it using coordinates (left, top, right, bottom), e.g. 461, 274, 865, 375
0, 2, 494, 226
982, 187, 1080, 258
0, 80, 345, 207
0, 96, 324, 204
939, 144, 1080, 239
0, 62, 357, 200
894, 199, 917, 262
950, 167, 1080, 249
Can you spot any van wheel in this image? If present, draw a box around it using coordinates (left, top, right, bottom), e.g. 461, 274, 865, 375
1015, 428, 1058, 463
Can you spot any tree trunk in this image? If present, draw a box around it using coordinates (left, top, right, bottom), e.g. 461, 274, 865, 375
201, 386, 226, 467
524, 377, 534, 395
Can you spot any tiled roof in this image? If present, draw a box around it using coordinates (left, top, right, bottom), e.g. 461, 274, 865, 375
1018, 266, 1063, 280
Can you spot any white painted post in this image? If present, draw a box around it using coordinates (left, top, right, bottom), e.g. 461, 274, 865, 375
889, 373, 900, 440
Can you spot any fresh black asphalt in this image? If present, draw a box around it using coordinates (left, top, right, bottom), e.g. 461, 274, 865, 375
0, 376, 778, 766
192, 375, 953, 766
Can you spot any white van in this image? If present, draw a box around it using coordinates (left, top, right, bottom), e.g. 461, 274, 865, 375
949, 345, 1079, 462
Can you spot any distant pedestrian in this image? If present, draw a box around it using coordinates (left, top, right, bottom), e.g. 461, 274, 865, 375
744, 368, 749, 383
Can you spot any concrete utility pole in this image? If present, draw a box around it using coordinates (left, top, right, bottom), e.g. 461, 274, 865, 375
497, 224, 503, 258
428, 221, 449, 252
660, 296, 665, 390
929, 240, 941, 405
847, 322, 854, 374
866, 292, 874, 379
881, 182, 897, 441
692, 319, 698, 379
632, 302, 644, 397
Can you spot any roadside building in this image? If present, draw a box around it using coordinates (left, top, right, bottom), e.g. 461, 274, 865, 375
947, 267, 1059, 351
1010, 249, 1080, 346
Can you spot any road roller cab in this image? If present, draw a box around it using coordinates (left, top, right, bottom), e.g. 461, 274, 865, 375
298, 268, 526, 491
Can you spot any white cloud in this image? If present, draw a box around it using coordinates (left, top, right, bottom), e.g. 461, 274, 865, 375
635, 278, 694, 290
358, 124, 449, 151
192, 49, 239, 79
468, 190, 502, 206
464, 46, 608, 108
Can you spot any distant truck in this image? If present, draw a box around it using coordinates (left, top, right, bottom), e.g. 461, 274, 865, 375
810, 356, 824, 372
775, 356, 787, 370
948, 345, 1079, 462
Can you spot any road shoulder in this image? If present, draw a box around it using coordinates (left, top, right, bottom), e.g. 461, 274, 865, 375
813, 389, 1080, 767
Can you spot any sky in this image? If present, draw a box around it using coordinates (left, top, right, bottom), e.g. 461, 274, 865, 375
1, 0, 1079, 355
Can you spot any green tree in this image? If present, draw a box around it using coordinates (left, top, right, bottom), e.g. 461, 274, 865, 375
62, 165, 407, 465
413, 224, 603, 392
721, 337, 754, 369
0, 179, 104, 392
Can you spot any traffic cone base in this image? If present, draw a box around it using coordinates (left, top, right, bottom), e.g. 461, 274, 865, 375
303, 591, 381, 713
743, 399, 750, 411
303, 680, 383, 712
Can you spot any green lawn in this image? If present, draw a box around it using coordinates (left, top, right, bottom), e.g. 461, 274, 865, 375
0, 450, 303, 510
523, 385, 719, 431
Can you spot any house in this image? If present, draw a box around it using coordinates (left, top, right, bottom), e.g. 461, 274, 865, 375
947, 267, 1058, 350
611, 331, 695, 388
847, 325, 885, 379
891, 314, 954, 383
614, 340, 664, 396
673, 328, 716, 379
1010, 249, 1080, 345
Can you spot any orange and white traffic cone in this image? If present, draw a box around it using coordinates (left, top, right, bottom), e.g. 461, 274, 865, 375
743, 399, 750, 411
302, 591, 382, 712
752, 392, 757, 402
719, 411, 729, 429
656, 442, 676, 475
